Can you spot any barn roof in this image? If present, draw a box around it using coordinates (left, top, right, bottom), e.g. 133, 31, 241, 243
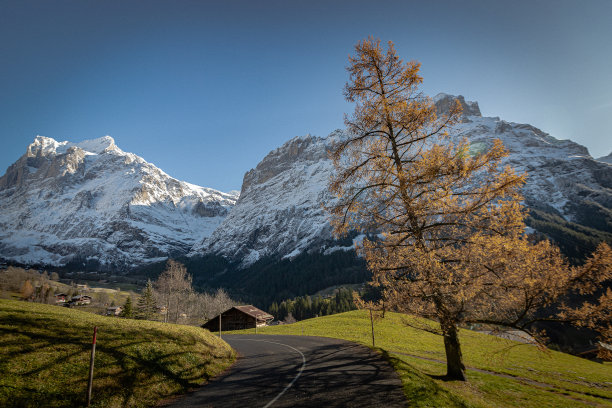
233, 305, 273, 320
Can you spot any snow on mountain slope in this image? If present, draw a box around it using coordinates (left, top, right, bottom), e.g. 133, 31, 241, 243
0, 135, 237, 267
191, 133, 342, 265
193, 95, 611, 266
433, 93, 611, 220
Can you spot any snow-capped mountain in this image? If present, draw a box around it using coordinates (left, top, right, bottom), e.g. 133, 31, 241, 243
2, 95, 609, 270
433, 93, 611, 222
191, 133, 341, 265
193, 94, 611, 266
0, 135, 237, 267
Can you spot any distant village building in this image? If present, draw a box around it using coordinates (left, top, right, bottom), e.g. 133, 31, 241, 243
54, 293, 68, 304
106, 306, 123, 316
76, 284, 89, 291
70, 295, 92, 305
203, 305, 274, 331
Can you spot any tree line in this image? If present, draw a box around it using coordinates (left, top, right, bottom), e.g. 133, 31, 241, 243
0, 267, 60, 303
120, 259, 236, 326
269, 288, 357, 322
184, 247, 368, 307
0, 261, 238, 327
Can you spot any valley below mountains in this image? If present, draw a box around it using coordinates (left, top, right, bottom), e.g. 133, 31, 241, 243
1, 94, 610, 301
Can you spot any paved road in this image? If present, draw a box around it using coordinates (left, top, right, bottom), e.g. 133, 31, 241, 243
160, 334, 407, 408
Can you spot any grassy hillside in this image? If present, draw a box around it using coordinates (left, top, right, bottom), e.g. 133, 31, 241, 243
0, 299, 235, 408
0, 266, 139, 317
230, 310, 612, 407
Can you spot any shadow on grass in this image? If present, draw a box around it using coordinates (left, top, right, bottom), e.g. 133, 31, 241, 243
379, 349, 471, 408
0, 306, 233, 408
428, 373, 460, 382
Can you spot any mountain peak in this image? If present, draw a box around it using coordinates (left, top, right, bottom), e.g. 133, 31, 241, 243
27, 135, 119, 158
434, 93, 482, 118
1, 135, 238, 267
75, 135, 117, 154
28, 135, 64, 157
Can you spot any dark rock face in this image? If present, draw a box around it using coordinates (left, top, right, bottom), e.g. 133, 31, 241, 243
240, 135, 331, 200
434, 93, 482, 121
193, 201, 228, 217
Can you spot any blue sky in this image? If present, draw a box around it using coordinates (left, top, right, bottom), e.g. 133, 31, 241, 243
1, 0, 611, 192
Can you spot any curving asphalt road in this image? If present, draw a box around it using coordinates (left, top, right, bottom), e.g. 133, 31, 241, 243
160, 334, 407, 408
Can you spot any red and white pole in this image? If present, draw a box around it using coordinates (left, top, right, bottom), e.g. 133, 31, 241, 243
86, 326, 97, 406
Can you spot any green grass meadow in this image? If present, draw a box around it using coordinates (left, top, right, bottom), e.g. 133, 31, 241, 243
3, 298, 610, 408
0, 299, 235, 408
229, 310, 612, 407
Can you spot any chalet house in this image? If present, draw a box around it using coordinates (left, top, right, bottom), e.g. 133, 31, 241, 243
70, 295, 92, 305
203, 305, 274, 331
55, 293, 68, 304
106, 306, 123, 316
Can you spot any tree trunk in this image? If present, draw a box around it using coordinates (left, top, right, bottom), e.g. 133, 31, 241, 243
165, 296, 169, 323
441, 320, 466, 381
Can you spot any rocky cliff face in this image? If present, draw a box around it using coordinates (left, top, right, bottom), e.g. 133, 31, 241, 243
193, 94, 611, 266
433, 93, 482, 120
0, 136, 237, 267
597, 152, 612, 164
432, 94, 611, 225
191, 133, 341, 265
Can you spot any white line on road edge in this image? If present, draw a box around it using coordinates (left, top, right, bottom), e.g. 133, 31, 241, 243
231, 339, 306, 408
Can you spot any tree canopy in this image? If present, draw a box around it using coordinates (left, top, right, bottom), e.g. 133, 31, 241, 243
329, 37, 611, 381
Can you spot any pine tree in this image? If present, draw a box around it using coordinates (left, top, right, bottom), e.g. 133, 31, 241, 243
136, 279, 157, 320
325, 301, 333, 316
121, 296, 133, 318
312, 296, 322, 317
269, 301, 279, 320
278, 301, 287, 321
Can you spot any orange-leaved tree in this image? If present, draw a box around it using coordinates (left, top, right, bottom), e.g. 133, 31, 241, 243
328, 37, 611, 381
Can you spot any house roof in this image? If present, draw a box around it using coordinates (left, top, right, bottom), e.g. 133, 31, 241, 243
232, 305, 273, 320
71, 295, 92, 300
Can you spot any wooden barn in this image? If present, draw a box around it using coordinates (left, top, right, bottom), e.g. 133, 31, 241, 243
203, 305, 274, 331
